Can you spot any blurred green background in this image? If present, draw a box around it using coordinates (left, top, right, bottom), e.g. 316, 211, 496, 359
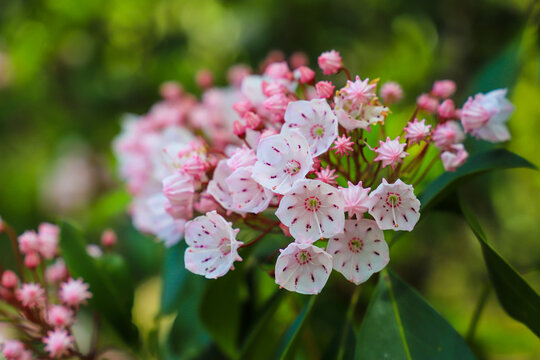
0, 0, 539, 358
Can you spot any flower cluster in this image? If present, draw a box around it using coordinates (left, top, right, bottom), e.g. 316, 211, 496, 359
0, 221, 93, 359
114, 50, 514, 294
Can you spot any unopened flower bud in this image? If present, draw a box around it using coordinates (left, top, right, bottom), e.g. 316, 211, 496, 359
1, 270, 18, 289
289, 51, 308, 69
432, 80, 456, 98
417, 93, 439, 113
296, 66, 315, 84
160, 81, 183, 101
195, 69, 214, 89
232, 100, 252, 116
24, 252, 40, 269
264, 61, 293, 80
380, 81, 404, 104
318, 50, 342, 75
243, 112, 261, 129
315, 81, 335, 99
101, 229, 117, 248
233, 120, 246, 137
437, 99, 455, 119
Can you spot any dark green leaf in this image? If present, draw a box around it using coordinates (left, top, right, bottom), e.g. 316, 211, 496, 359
273, 295, 316, 360
96, 254, 134, 311
59, 222, 139, 345
459, 200, 540, 338
160, 242, 188, 314
419, 149, 535, 211
356, 270, 476, 360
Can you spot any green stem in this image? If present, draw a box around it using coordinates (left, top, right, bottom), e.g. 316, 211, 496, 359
466, 283, 491, 342
336, 286, 362, 360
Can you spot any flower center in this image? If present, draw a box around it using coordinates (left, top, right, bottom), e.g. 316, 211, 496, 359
304, 196, 321, 212
219, 238, 232, 255
295, 250, 312, 265
310, 124, 325, 139
284, 160, 301, 175
385, 193, 401, 207
348, 237, 363, 253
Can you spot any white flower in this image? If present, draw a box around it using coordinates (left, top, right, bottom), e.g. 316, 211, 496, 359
275, 242, 332, 294
283, 99, 338, 156
226, 166, 273, 213
327, 219, 389, 284
252, 129, 313, 194
207, 159, 234, 210
368, 179, 421, 231
184, 211, 243, 279
276, 179, 345, 242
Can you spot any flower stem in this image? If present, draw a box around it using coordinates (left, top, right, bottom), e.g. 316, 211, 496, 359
336, 286, 362, 360
466, 283, 491, 342
3, 222, 25, 280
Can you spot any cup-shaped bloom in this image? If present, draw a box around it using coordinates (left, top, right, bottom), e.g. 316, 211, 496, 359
162, 171, 194, 220
226, 166, 273, 214
275, 242, 332, 294
184, 211, 243, 279
283, 99, 338, 157
276, 179, 345, 242
207, 159, 235, 210
368, 179, 421, 231
252, 129, 313, 194
327, 219, 389, 284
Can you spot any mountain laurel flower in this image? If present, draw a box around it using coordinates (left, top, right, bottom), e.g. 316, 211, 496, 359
315, 81, 335, 99
296, 66, 315, 84
227, 146, 257, 171
437, 99, 455, 120
374, 136, 409, 169
380, 81, 404, 104
334, 96, 388, 131
339, 181, 371, 219
441, 144, 469, 171
404, 118, 431, 144
276, 179, 345, 242
226, 166, 273, 213
432, 80, 456, 98
460, 89, 514, 142
252, 129, 313, 194
263, 93, 289, 117
60, 278, 92, 307
1, 270, 18, 289
318, 50, 343, 75
368, 179, 421, 231
47, 305, 74, 328
16, 283, 46, 308
38, 222, 59, 259
2, 340, 25, 360
332, 135, 354, 156
162, 171, 194, 220
283, 99, 338, 157
184, 211, 243, 279
326, 219, 389, 284
417, 93, 439, 113
18, 230, 39, 255
43, 329, 74, 359
341, 76, 377, 108
432, 121, 465, 150
275, 242, 332, 294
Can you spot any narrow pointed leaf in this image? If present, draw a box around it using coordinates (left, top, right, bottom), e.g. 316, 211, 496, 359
160, 242, 188, 314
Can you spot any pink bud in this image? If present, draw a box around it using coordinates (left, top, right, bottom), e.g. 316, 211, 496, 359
1, 270, 18, 289
432, 80, 456, 98
24, 252, 40, 269
289, 51, 309, 69
380, 81, 404, 104
315, 81, 335, 99
101, 229, 117, 248
227, 64, 251, 87
232, 99, 252, 116
262, 81, 287, 97
318, 50, 342, 75
195, 69, 214, 89
233, 120, 246, 137
297, 66, 315, 84
243, 112, 261, 129
160, 81, 183, 101
264, 61, 292, 80
417, 93, 439, 114
263, 94, 289, 115
437, 99, 455, 119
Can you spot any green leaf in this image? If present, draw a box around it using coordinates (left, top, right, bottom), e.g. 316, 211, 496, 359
459, 200, 540, 338
273, 295, 317, 360
160, 242, 188, 315
59, 222, 139, 345
419, 149, 535, 211
356, 270, 476, 360
96, 254, 135, 311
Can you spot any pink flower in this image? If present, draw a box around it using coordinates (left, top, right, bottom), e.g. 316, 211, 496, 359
232, 99, 252, 117
404, 118, 431, 144
315, 166, 338, 186
339, 181, 370, 219
318, 50, 342, 75
60, 278, 92, 307
252, 130, 313, 195
460, 89, 514, 142
207, 159, 235, 211
276, 179, 345, 242
283, 99, 338, 156
380, 81, 404, 104
437, 99, 455, 120
315, 81, 335, 99
2, 340, 25, 360
160, 81, 183, 101
18, 230, 39, 255
243, 111, 261, 129
101, 229, 117, 248
1, 270, 18, 289
441, 144, 468, 171
227, 64, 251, 87
46, 259, 68, 283
432, 80, 456, 98
16, 283, 45, 308
233, 120, 246, 137
368, 179, 421, 231
290, 51, 308, 69
263, 93, 289, 117
194, 191, 220, 213
180, 156, 207, 180
332, 135, 354, 156
43, 329, 73, 359
417, 93, 439, 113
340, 76, 377, 108
184, 211, 243, 279
432, 121, 465, 150
162, 171, 194, 220
327, 219, 389, 284
296, 66, 315, 84
264, 61, 292, 80
373, 136, 409, 169
334, 89, 388, 131
38, 222, 59, 259
195, 69, 214, 89
47, 305, 74, 328
275, 242, 332, 294
262, 81, 288, 97
24, 252, 40, 269
227, 146, 257, 171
